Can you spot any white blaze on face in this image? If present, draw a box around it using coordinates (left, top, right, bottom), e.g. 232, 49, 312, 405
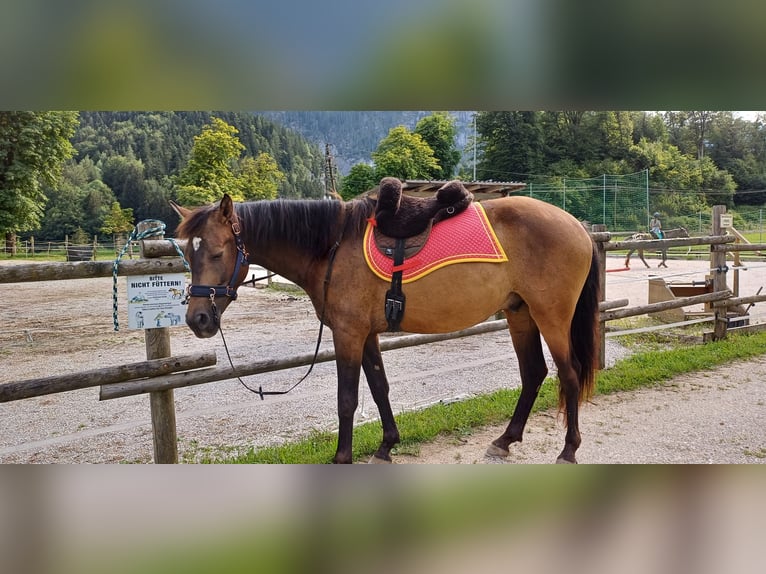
192, 237, 202, 252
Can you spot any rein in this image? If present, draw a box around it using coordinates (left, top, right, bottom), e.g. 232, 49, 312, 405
188, 209, 346, 400
217, 238, 340, 400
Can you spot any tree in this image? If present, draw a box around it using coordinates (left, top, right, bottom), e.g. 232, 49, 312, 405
176, 117, 245, 205
101, 201, 135, 236
371, 126, 440, 181
101, 153, 148, 219
101, 201, 135, 251
628, 138, 711, 216
38, 158, 118, 240
687, 111, 719, 161
414, 112, 461, 178
237, 152, 284, 201
340, 163, 377, 200
0, 111, 79, 253
706, 113, 766, 204
631, 111, 669, 144
475, 111, 544, 180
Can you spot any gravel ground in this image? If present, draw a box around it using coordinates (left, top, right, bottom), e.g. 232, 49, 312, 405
1, 253, 765, 464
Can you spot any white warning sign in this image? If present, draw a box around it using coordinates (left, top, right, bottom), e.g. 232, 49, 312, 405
126, 273, 187, 329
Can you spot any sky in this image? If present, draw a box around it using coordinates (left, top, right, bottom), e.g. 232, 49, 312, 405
734, 111, 764, 121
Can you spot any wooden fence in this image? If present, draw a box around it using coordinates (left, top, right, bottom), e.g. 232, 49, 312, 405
2, 205, 766, 462
5, 235, 135, 260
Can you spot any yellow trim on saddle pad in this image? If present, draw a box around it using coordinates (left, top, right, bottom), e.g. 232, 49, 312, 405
363, 202, 508, 283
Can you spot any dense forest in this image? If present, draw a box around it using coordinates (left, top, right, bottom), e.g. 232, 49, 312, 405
34, 111, 325, 240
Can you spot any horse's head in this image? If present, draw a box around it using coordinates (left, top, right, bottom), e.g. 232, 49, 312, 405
171, 194, 250, 338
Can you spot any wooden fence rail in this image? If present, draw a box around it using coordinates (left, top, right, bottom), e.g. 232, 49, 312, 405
600, 290, 733, 322
0, 352, 216, 403
100, 320, 513, 400
100, 300, 637, 400
605, 235, 734, 251
0, 258, 187, 283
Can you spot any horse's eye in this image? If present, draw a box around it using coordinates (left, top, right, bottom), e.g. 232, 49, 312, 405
211, 252, 224, 260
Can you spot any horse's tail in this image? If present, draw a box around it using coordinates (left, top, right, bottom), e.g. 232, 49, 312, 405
561, 242, 601, 414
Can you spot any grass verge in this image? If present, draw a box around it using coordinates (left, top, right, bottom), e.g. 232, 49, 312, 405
196, 329, 766, 464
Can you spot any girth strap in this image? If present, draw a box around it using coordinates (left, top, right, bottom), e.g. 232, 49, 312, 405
385, 238, 406, 331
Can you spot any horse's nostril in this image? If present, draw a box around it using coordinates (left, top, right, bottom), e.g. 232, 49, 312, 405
196, 312, 209, 327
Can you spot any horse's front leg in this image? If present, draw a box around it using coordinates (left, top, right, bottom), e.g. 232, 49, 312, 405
361, 333, 400, 463
332, 330, 365, 464
658, 249, 668, 268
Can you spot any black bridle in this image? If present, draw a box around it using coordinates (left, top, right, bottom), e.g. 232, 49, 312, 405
182, 205, 347, 400
185, 219, 249, 304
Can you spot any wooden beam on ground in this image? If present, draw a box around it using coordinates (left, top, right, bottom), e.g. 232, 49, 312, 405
703, 322, 766, 342
0, 352, 216, 403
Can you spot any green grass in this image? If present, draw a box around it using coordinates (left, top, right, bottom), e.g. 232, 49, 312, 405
199, 328, 766, 464
735, 230, 766, 244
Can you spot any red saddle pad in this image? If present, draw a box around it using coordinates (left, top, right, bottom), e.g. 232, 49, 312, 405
363, 202, 508, 283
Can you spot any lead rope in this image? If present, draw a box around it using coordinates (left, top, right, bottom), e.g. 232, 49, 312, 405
112, 221, 189, 331
219, 238, 341, 400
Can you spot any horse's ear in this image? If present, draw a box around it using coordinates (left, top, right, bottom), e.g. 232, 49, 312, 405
219, 193, 235, 221
169, 200, 192, 220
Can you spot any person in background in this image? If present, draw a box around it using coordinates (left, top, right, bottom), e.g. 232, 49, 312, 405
650, 211, 663, 239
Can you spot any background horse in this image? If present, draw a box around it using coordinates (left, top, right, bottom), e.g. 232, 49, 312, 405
624, 227, 689, 268
172, 189, 600, 464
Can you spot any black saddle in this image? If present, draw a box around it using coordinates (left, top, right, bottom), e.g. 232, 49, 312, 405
373, 177, 473, 239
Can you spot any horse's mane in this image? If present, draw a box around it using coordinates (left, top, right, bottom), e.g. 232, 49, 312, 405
177, 197, 376, 259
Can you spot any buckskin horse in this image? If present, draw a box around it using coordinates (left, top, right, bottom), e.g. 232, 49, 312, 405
171, 183, 600, 464
623, 227, 689, 269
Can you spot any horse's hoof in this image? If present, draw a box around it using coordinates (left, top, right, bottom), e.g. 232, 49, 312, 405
368, 454, 392, 464
486, 444, 509, 458
555, 456, 576, 464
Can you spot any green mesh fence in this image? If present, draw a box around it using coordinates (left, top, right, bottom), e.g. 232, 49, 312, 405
523, 170, 649, 233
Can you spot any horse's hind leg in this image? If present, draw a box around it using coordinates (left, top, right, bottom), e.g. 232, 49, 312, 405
624, 249, 632, 268
361, 333, 400, 463
638, 249, 650, 268
487, 307, 548, 458
554, 356, 583, 464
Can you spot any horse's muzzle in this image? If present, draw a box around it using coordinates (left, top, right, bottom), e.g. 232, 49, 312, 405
186, 309, 219, 338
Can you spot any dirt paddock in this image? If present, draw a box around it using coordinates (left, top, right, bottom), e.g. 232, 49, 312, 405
1, 253, 765, 463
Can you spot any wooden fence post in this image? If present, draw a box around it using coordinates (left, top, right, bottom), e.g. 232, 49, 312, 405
711, 205, 729, 341
137, 220, 178, 464
592, 224, 608, 369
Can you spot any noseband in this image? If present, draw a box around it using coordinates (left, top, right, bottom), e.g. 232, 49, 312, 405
186, 218, 249, 303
